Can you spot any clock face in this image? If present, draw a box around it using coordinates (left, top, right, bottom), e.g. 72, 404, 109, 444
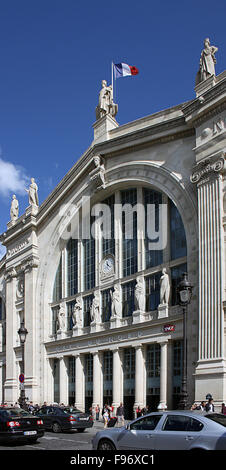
102, 256, 114, 274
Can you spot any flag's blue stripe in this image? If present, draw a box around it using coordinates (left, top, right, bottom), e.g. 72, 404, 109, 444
114, 63, 123, 78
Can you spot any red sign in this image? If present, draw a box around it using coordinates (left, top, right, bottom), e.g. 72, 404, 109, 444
163, 324, 175, 332
19, 373, 24, 383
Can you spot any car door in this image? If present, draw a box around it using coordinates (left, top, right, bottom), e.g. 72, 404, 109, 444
154, 414, 204, 450
117, 414, 163, 450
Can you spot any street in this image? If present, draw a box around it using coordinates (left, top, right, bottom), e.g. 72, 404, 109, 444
0, 420, 105, 450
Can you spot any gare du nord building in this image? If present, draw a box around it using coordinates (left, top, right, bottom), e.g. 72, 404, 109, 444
0, 58, 225, 418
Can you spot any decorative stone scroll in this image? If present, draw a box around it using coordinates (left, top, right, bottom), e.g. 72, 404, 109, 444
190, 155, 226, 186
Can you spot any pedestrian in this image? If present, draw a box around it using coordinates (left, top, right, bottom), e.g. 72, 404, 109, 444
221, 403, 226, 415
95, 404, 100, 421
205, 398, 214, 413
103, 407, 109, 428
116, 403, 125, 427
136, 406, 142, 418
196, 401, 206, 411
190, 403, 197, 410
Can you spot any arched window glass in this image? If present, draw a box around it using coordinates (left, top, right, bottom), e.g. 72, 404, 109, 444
53, 257, 62, 302
170, 200, 187, 260
67, 238, 78, 296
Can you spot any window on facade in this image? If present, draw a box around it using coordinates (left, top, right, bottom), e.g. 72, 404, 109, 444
121, 189, 138, 277
123, 348, 135, 396
103, 351, 113, 399
122, 281, 136, 317
146, 344, 160, 396
171, 263, 187, 305
52, 307, 59, 335
170, 200, 187, 260
144, 188, 163, 268
102, 194, 115, 257
83, 295, 94, 327
53, 257, 62, 302
67, 238, 78, 297
84, 354, 93, 397
67, 301, 76, 330
68, 357, 75, 405
83, 237, 95, 291
101, 289, 111, 322
145, 272, 161, 311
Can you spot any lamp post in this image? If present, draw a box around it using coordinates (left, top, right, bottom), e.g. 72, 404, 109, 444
17, 321, 28, 409
177, 273, 193, 410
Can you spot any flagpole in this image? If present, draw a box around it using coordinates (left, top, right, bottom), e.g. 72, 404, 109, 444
111, 61, 114, 102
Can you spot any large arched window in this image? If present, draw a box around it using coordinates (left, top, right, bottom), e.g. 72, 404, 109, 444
51, 186, 187, 334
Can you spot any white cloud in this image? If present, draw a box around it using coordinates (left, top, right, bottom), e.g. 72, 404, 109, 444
0, 157, 30, 197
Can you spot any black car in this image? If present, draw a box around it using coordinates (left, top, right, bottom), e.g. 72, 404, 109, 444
0, 407, 45, 443
36, 406, 93, 433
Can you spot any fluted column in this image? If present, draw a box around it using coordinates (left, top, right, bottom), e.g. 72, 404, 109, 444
92, 351, 103, 411
134, 344, 145, 413
74, 353, 85, 411
59, 356, 68, 405
112, 348, 123, 411
158, 341, 168, 410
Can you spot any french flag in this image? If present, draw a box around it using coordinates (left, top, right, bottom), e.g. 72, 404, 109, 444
113, 63, 139, 78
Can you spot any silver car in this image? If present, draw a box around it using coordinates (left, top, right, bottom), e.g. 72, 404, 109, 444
92, 411, 226, 450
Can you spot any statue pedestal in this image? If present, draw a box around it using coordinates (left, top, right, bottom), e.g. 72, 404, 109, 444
158, 304, 169, 319
110, 316, 121, 329
93, 114, 119, 144
195, 75, 216, 97
25, 204, 39, 217
72, 325, 83, 337
132, 310, 146, 324
56, 329, 66, 340
90, 321, 101, 333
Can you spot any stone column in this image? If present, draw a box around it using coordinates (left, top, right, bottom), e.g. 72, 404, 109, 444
23, 258, 39, 403
45, 358, 54, 405
74, 353, 85, 411
0, 361, 3, 404
112, 348, 123, 413
59, 356, 68, 405
4, 269, 18, 403
92, 351, 103, 411
158, 341, 168, 410
134, 345, 145, 414
191, 154, 225, 401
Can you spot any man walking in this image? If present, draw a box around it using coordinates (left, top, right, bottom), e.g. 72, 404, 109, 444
116, 403, 125, 427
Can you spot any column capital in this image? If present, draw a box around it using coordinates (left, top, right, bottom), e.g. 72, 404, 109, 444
190, 152, 226, 187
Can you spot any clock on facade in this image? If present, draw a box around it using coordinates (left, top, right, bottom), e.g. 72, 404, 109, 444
101, 255, 115, 278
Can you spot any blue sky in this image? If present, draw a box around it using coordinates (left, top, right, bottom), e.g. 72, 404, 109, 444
0, 0, 225, 257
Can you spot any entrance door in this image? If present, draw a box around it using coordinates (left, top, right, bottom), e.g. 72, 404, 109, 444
124, 396, 135, 420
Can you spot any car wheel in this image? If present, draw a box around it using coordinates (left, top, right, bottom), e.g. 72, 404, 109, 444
52, 422, 62, 433
97, 439, 116, 450
77, 428, 85, 433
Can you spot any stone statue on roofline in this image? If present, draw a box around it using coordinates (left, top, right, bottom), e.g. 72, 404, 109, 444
196, 38, 218, 85
10, 194, 19, 223
26, 178, 39, 206
96, 80, 118, 120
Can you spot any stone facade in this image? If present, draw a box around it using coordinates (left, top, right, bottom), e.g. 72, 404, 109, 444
0, 70, 225, 416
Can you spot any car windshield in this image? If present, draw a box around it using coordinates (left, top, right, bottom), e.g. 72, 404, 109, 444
205, 414, 226, 427
63, 407, 83, 414
3, 408, 32, 417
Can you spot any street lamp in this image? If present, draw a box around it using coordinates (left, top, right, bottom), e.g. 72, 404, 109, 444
17, 321, 28, 409
177, 273, 193, 410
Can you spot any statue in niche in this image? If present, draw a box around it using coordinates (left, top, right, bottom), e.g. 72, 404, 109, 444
90, 292, 101, 323
57, 303, 66, 332
196, 38, 218, 84
10, 195, 19, 222
159, 268, 170, 305
110, 283, 122, 318
72, 298, 83, 328
96, 80, 118, 120
134, 276, 146, 312
26, 178, 39, 206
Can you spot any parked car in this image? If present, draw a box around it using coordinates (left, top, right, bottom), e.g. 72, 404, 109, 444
92, 410, 226, 450
0, 407, 45, 443
36, 406, 93, 433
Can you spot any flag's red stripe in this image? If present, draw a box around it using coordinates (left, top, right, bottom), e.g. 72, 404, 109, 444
129, 65, 139, 75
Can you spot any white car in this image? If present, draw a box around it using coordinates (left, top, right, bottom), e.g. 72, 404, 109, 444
92, 411, 226, 450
